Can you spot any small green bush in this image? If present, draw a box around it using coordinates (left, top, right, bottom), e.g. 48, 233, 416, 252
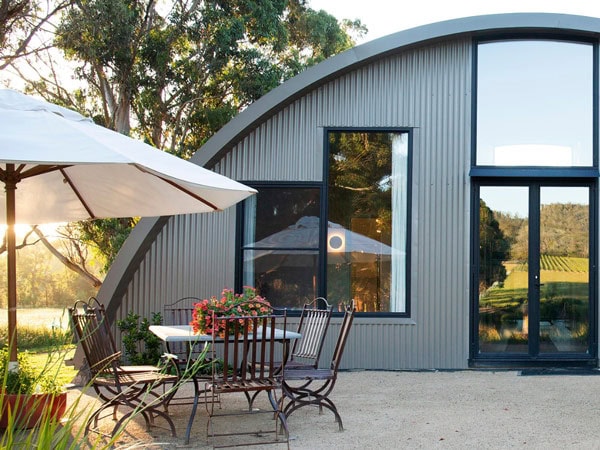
0, 347, 66, 395
117, 312, 163, 365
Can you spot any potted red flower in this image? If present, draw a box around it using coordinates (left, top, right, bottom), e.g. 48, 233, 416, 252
191, 287, 271, 336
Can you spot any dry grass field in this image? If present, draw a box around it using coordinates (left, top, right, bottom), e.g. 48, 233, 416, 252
0, 308, 70, 329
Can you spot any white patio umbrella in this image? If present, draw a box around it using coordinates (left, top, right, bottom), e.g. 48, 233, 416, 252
0, 88, 256, 366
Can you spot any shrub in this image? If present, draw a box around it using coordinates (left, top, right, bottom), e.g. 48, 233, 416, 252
117, 312, 163, 365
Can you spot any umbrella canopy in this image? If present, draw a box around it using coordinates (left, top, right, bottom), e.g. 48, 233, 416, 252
0, 89, 255, 223
0, 89, 256, 364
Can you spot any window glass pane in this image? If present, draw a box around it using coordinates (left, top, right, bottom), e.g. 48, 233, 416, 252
328, 131, 408, 313
243, 188, 320, 247
477, 40, 593, 166
479, 186, 529, 353
243, 187, 320, 309
243, 249, 319, 309
539, 187, 589, 353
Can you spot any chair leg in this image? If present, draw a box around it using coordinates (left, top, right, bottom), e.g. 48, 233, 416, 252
283, 381, 343, 431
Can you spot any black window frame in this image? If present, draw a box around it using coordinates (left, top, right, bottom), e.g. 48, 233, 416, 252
469, 34, 600, 365
324, 127, 413, 318
235, 128, 413, 318
235, 181, 323, 314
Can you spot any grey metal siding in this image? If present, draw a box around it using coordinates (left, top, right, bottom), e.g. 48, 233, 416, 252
113, 210, 238, 341
113, 38, 472, 369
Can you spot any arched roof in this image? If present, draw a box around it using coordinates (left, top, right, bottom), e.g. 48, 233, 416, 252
99, 12, 600, 321
191, 12, 600, 167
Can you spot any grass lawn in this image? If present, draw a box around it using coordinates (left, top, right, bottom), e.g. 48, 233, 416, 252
0, 308, 78, 388
0, 308, 70, 329
27, 347, 78, 388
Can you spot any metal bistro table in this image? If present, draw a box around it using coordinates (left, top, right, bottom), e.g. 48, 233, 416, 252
149, 324, 301, 444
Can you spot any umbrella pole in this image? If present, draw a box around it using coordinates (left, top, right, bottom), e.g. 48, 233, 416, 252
5, 164, 18, 368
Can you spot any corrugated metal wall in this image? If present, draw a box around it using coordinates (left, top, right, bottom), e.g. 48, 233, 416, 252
114, 38, 473, 369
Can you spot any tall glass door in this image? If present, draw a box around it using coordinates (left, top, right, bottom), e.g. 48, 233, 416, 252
476, 184, 594, 360
538, 187, 590, 353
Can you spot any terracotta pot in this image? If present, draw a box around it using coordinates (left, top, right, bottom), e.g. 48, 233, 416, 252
0, 392, 67, 429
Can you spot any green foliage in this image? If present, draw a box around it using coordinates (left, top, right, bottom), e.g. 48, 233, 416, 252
496, 203, 589, 261
541, 203, 589, 257
328, 132, 393, 233
75, 218, 138, 273
0, 347, 65, 395
0, 324, 72, 351
56, 0, 363, 151
117, 311, 163, 365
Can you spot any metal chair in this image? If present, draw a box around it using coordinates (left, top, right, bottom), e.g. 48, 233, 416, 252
69, 297, 179, 439
245, 297, 333, 410
286, 297, 333, 369
282, 303, 355, 431
204, 308, 290, 448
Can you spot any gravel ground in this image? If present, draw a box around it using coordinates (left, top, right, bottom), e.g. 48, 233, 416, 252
67, 370, 600, 449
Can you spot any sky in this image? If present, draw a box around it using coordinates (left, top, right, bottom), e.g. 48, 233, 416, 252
308, 0, 600, 44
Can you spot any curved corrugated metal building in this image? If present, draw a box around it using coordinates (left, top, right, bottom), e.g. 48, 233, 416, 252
100, 13, 600, 369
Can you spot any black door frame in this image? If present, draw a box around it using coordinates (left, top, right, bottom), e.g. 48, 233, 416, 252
470, 178, 598, 368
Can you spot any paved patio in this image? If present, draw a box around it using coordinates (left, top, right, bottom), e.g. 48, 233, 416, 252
70, 369, 600, 449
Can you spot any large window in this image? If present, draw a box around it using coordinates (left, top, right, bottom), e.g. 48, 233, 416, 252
477, 39, 593, 167
472, 38, 597, 363
327, 131, 409, 313
241, 186, 321, 309
240, 130, 410, 314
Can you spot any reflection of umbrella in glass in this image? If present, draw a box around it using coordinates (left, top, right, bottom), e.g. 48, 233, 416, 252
249, 216, 393, 269
0, 89, 256, 366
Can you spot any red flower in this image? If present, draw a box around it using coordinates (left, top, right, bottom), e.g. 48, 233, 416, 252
190, 287, 271, 336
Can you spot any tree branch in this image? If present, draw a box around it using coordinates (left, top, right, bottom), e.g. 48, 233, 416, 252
31, 226, 103, 288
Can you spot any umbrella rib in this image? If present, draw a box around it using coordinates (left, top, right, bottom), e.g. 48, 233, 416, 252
60, 168, 97, 219
154, 174, 220, 211
20, 164, 70, 179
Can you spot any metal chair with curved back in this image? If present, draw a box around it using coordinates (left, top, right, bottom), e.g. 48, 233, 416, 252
69, 297, 179, 439
282, 301, 355, 431
204, 304, 290, 448
245, 297, 333, 411
286, 297, 333, 369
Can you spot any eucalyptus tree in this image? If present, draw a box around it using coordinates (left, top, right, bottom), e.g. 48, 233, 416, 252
479, 199, 510, 291
0, 0, 71, 71
51, 0, 364, 269
1, 0, 364, 282
55, 0, 364, 151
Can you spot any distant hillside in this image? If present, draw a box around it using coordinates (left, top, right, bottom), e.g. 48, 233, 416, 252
495, 203, 588, 259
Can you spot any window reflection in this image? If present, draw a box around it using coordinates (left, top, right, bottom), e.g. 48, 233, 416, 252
243, 188, 321, 309
477, 40, 593, 167
328, 131, 408, 313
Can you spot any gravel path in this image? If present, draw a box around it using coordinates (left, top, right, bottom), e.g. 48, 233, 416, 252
68, 370, 600, 449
